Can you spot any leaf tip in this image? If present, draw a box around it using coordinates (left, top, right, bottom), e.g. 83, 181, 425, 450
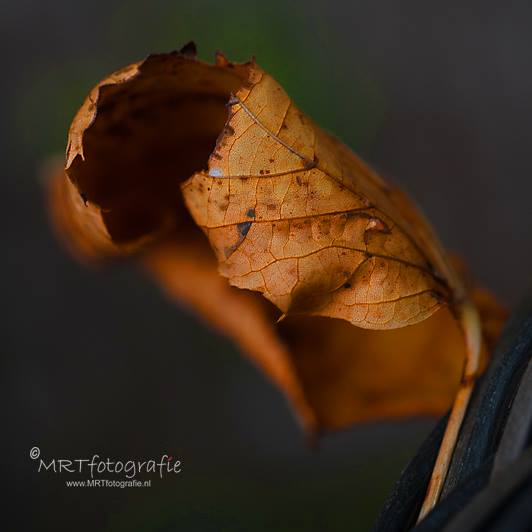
214, 50, 229, 67
179, 41, 197, 58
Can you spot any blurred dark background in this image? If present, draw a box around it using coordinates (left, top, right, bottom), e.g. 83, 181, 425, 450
3, 1, 532, 530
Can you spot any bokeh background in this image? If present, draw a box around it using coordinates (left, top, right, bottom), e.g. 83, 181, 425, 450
4, 1, 532, 530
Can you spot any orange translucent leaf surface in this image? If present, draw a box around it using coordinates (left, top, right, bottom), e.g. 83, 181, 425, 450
182, 67, 464, 330
46, 46, 506, 433
141, 236, 504, 430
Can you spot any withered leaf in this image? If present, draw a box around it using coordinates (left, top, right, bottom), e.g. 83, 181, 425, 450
182, 75, 462, 329
47, 46, 506, 435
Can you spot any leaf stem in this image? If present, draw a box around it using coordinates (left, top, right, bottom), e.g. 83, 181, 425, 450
417, 299, 482, 521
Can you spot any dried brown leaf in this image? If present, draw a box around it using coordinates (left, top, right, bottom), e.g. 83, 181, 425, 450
46, 48, 507, 437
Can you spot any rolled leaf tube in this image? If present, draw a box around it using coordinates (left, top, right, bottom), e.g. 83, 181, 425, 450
48, 45, 506, 439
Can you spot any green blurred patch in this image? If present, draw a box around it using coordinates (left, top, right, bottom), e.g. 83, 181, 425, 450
12, 0, 386, 167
